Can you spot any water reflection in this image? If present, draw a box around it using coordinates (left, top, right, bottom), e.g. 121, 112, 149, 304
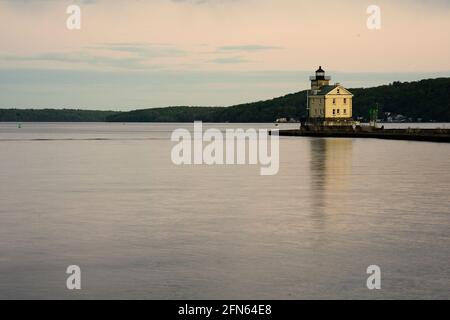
309, 138, 353, 230
1, 124, 449, 299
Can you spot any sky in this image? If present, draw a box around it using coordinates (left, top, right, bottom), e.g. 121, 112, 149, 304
0, 0, 449, 110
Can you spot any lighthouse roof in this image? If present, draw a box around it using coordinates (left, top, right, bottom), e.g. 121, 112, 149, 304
310, 85, 354, 96
316, 66, 325, 73
317, 85, 338, 95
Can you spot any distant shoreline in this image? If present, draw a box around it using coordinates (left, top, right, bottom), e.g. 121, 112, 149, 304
2, 121, 450, 124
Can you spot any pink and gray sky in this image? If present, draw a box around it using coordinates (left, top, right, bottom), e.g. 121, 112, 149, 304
1, 0, 449, 109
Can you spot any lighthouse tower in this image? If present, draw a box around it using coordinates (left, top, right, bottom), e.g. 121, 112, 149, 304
310, 66, 331, 91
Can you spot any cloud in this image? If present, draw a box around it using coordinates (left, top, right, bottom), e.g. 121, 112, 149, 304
210, 56, 250, 64
209, 44, 281, 64
217, 45, 282, 52
0, 43, 187, 70
89, 43, 185, 57
2, 67, 449, 109
1, 52, 151, 70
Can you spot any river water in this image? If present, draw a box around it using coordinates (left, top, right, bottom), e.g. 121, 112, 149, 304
0, 122, 449, 299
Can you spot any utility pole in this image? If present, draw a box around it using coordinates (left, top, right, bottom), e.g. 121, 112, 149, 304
369, 103, 379, 127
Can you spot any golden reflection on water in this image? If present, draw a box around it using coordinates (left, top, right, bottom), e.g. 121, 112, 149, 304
309, 138, 353, 228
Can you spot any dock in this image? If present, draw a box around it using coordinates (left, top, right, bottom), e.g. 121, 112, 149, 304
274, 127, 450, 143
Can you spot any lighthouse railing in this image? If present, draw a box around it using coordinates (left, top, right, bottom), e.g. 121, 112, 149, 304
310, 76, 331, 80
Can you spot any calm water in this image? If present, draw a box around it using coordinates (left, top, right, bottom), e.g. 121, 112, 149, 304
0, 122, 449, 299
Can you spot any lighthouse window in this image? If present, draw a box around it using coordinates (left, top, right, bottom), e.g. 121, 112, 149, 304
344, 109, 347, 114
337, 109, 340, 114
333, 98, 336, 104
344, 98, 347, 104
333, 109, 336, 115
337, 89, 340, 94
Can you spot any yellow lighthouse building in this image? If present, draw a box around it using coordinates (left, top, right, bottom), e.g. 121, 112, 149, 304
307, 66, 355, 126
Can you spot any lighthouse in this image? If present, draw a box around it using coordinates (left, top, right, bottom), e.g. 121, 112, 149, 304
307, 66, 355, 126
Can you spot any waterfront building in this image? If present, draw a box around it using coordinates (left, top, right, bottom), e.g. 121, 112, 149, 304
307, 66, 354, 126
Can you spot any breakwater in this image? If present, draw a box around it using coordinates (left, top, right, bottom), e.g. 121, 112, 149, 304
274, 126, 450, 143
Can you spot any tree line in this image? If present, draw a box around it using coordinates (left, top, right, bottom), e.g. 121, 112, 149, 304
1, 78, 449, 122
106, 78, 450, 123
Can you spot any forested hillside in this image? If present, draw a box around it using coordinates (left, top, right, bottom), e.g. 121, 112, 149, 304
2, 78, 448, 122
106, 78, 450, 123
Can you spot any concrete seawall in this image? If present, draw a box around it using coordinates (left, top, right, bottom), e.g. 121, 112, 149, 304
274, 128, 450, 143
